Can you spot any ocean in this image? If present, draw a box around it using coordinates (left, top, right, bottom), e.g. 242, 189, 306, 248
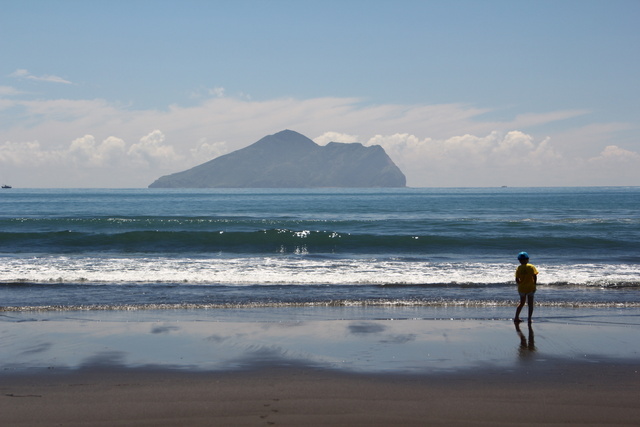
1, 187, 639, 317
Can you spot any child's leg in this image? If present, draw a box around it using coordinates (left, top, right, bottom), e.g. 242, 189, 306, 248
527, 294, 535, 322
515, 294, 526, 322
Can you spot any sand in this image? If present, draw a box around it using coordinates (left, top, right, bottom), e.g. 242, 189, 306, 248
2, 362, 639, 426
2, 308, 639, 425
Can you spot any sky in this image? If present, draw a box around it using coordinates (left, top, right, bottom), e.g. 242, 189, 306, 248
1, 0, 639, 188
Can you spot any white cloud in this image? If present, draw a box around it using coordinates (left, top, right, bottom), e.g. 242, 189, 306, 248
507, 110, 590, 129
9, 69, 29, 78
10, 69, 72, 84
554, 145, 640, 186
127, 130, 182, 167
592, 145, 640, 162
0, 140, 57, 166
366, 131, 568, 186
0, 86, 22, 96
69, 135, 126, 167
537, 119, 634, 157
190, 139, 229, 162
586, 145, 640, 182
0, 94, 638, 187
209, 87, 225, 97
1, 131, 180, 187
313, 132, 360, 145
190, 86, 226, 99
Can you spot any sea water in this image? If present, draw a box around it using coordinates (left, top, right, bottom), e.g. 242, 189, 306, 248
1, 187, 639, 316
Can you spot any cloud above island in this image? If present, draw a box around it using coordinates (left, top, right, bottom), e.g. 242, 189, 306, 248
0, 91, 638, 188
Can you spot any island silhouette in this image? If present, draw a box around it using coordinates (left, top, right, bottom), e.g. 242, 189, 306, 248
149, 130, 406, 188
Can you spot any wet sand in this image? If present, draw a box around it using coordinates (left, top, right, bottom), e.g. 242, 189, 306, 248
1, 308, 639, 425
2, 362, 639, 426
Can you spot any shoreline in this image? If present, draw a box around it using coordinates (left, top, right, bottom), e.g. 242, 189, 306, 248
2, 307, 640, 374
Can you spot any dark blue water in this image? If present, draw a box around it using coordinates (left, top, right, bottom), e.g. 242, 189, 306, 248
1, 187, 639, 311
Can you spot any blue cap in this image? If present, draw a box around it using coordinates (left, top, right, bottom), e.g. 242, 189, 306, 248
517, 252, 529, 260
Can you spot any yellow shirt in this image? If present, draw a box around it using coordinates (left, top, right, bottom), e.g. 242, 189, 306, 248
515, 263, 538, 294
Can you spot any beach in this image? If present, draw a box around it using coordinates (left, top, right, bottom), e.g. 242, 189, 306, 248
2, 188, 639, 424
2, 307, 639, 426
2, 362, 639, 426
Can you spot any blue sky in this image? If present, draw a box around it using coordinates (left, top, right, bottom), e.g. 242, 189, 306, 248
1, 0, 639, 187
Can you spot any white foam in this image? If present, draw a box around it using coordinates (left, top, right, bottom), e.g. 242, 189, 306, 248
1, 255, 636, 286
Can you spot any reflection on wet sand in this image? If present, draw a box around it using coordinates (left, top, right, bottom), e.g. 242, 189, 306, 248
515, 323, 536, 360
2, 311, 639, 375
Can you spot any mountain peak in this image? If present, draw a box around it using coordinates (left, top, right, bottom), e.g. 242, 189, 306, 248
250, 130, 318, 152
149, 130, 406, 188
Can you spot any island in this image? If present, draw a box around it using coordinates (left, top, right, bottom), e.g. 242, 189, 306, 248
148, 130, 406, 188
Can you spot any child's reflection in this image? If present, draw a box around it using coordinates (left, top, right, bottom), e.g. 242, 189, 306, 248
515, 323, 536, 359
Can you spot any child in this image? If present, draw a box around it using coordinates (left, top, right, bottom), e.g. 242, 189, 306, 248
514, 252, 538, 324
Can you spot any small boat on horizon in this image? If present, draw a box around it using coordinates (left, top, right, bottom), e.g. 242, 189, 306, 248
2, 184, 12, 189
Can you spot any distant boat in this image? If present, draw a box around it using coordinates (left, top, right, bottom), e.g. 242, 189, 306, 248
2, 185, 12, 189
